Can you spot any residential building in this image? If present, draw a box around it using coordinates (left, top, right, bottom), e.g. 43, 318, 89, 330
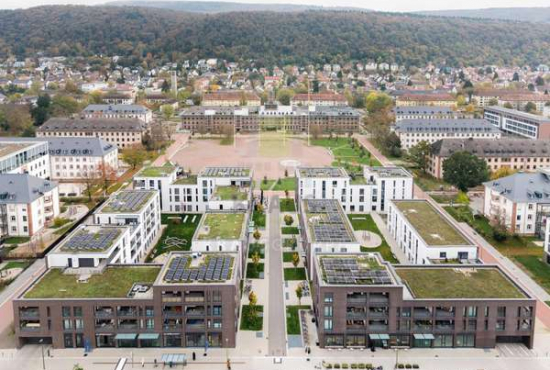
13, 251, 240, 349
81, 105, 153, 124
202, 91, 261, 107
0, 174, 59, 238
429, 138, 550, 179
387, 200, 478, 264
179, 105, 362, 134
396, 93, 456, 108
484, 106, 550, 140
393, 106, 464, 122
498, 94, 550, 113
133, 165, 178, 212
37, 118, 146, 148
483, 170, 550, 236
291, 92, 348, 107
313, 253, 535, 349
0, 140, 50, 179
296, 166, 413, 214
102, 93, 134, 105
393, 119, 501, 151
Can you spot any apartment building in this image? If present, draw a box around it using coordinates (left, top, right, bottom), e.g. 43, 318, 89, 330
483, 170, 550, 236
82, 104, 153, 124
202, 91, 261, 107
429, 138, 550, 179
13, 251, 240, 349
179, 104, 361, 134
313, 253, 535, 349
393, 119, 501, 151
484, 106, 550, 140
134, 166, 253, 213
37, 118, 146, 148
291, 92, 348, 107
498, 94, 550, 113
0, 140, 50, 179
393, 106, 465, 122
296, 166, 413, 214
0, 174, 59, 238
298, 199, 361, 275
387, 200, 478, 264
395, 93, 456, 108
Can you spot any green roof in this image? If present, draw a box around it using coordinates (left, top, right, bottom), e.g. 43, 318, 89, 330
25, 267, 161, 299
138, 165, 175, 177
213, 186, 248, 201
393, 200, 469, 246
396, 267, 526, 299
197, 213, 245, 240
350, 175, 367, 185
174, 175, 197, 185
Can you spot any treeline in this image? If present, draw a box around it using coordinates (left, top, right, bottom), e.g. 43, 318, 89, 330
1, 6, 550, 67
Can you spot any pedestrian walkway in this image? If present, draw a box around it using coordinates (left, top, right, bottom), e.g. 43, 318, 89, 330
370, 212, 407, 264
267, 195, 286, 356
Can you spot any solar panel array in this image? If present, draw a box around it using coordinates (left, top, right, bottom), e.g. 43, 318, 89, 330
321, 258, 393, 285
164, 256, 232, 282
201, 167, 249, 177
300, 167, 346, 178
105, 191, 151, 212
307, 200, 355, 243
62, 228, 120, 251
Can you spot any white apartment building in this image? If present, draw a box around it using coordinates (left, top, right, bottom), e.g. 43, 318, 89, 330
0, 140, 50, 179
544, 222, 550, 264
133, 165, 178, 212
94, 189, 161, 262
387, 200, 478, 264
484, 106, 550, 140
0, 174, 59, 238
81, 104, 153, 124
483, 170, 550, 236
393, 119, 501, 151
296, 166, 414, 214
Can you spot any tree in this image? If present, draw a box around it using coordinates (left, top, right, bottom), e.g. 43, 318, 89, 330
82, 169, 100, 202
310, 124, 322, 140
295, 285, 303, 305
50, 95, 80, 116
161, 80, 170, 93
365, 92, 392, 114
512, 72, 520, 82
488, 98, 498, 106
284, 214, 294, 226
536, 76, 545, 86
251, 251, 261, 271
524, 102, 537, 113
161, 104, 175, 120
291, 252, 300, 270
408, 141, 432, 173
73, 364, 84, 370
248, 291, 258, 314
443, 151, 489, 192
121, 146, 147, 169
284, 189, 289, 198
253, 229, 261, 242
503, 102, 513, 109
276, 88, 294, 106
384, 132, 402, 157
97, 163, 118, 194
455, 191, 470, 205
491, 167, 516, 180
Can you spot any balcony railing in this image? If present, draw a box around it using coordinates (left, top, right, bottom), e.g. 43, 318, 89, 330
95, 324, 116, 332
164, 324, 183, 330
19, 310, 40, 319
95, 311, 114, 318
369, 324, 389, 331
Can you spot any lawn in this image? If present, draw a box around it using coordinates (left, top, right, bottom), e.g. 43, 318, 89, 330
396, 267, 525, 299
197, 213, 244, 240
286, 305, 311, 335
412, 170, 454, 192
252, 209, 266, 228
25, 267, 161, 299
147, 214, 202, 261
214, 186, 248, 201
259, 177, 296, 191
284, 267, 307, 280
348, 214, 399, 264
514, 256, 550, 294
283, 237, 297, 250
283, 251, 299, 263
248, 243, 265, 258
430, 193, 459, 204
246, 262, 265, 279
282, 226, 300, 235
1, 260, 30, 271
311, 137, 381, 167
280, 198, 296, 212
137, 165, 175, 177
240, 305, 263, 331
3, 236, 30, 245
259, 179, 276, 191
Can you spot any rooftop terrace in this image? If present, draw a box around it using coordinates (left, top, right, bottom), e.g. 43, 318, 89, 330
99, 190, 155, 213
304, 199, 356, 244
161, 253, 234, 284
173, 175, 197, 185
196, 212, 245, 240
392, 200, 470, 246
137, 165, 176, 177
24, 266, 161, 299
298, 167, 348, 178
366, 166, 412, 178
199, 167, 251, 178
58, 226, 124, 253
318, 254, 394, 285
395, 267, 526, 299
213, 186, 248, 201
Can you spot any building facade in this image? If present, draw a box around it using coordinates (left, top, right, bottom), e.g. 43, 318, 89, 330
202, 91, 261, 107
81, 104, 153, 124
291, 92, 348, 107
484, 106, 550, 140
0, 140, 50, 179
393, 106, 463, 122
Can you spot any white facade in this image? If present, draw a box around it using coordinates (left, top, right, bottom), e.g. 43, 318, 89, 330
297, 166, 413, 214
484, 106, 550, 140
82, 104, 153, 124
0, 140, 51, 179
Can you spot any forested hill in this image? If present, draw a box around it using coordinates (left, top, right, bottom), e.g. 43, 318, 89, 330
1, 5, 550, 67
416, 7, 550, 24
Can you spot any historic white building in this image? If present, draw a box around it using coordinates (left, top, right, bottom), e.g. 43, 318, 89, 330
81, 104, 153, 124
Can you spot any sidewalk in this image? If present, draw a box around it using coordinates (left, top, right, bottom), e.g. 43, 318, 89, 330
370, 212, 407, 264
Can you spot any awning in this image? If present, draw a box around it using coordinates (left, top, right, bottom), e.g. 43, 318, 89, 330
115, 333, 137, 340
369, 334, 381, 340
378, 334, 390, 340
138, 333, 160, 340
413, 334, 434, 340
423, 334, 435, 340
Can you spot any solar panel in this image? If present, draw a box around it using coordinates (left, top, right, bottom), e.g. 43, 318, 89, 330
321, 257, 393, 285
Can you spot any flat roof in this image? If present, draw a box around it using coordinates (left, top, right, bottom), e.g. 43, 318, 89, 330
199, 167, 251, 178
303, 199, 357, 244
212, 186, 248, 201
366, 166, 412, 178
159, 253, 235, 284
394, 119, 500, 133
485, 105, 550, 124
298, 167, 348, 178
24, 266, 161, 299
395, 266, 527, 299
392, 200, 470, 246
0, 142, 34, 158
317, 254, 395, 285
99, 190, 155, 213
57, 225, 125, 253
173, 175, 197, 185
196, 212, 245, 240
137, 165, 176, 177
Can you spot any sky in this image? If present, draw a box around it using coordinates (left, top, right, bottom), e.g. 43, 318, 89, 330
0, 0, 548, 12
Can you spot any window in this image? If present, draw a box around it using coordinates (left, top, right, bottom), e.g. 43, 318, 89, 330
433, 334, 453, 348
324, 306, 333, 317
464, 306, 477, 318
497, 306, 506, 317
518, 319, 532, 330
74, 319, 84, 330
324, 319, 333, 330
212, 306, 222, 316
63, 319, 73, 330
62, 306, 71, 317
73, 307, 82, 317
145, 319, 154, 329
496, 319, 506, 331
64, 333, 74, 348
212, 291, 222, 302
456, 334, 475, 347
324, 294, 333, 303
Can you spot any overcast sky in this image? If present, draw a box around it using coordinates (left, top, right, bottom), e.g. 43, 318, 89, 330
0, 0, 548, 12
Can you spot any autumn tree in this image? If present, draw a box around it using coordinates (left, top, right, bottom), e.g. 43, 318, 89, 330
161, 104, 175, 120
121, 146, 147, 169
408, 141, 432, 173
292, 252, 300, 270
295, 285, 303, 305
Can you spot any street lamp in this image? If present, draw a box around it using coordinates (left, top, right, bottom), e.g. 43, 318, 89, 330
39, 338, 45, 370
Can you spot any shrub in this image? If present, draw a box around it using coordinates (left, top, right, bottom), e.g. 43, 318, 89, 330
365, 364, 372, 370
397, 365, 405, 369
405, 365, 412, 369
351, 364, 357, 369
325, 364, 332, 369
342, 364, 348, 369
412, 365, 419, 369
358, 364, 365, 369
334, 364, 340, 369
284, 214, 294, 226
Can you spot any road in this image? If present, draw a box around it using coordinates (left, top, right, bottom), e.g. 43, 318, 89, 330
267, 195, 286, 356
355, 134, 550, 328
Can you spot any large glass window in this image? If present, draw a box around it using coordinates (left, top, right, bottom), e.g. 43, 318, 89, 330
64, 334, 74, 348
324, 306, 333, 317
433, 335, 453, 348
346, 335, 366, 347
324, 294, 333, 303
324, 319, 333, 331
325, 335, 344, 347
163, 334, 182, 347
185, 333, 206, 347
456, 334, 475, 347
73, 307, 83, 317
63, 319, 73, 330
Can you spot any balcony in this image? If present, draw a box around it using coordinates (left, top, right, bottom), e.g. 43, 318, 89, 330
435, 310, 455, 319
346, 312, 366, 320
186, 309, 206, 317
19, 309, 40, 319
413, 309, 433, 318
434, 325, 454, 332
163, 310, 183, 318
20, 322, 41, 332
413, 325, 432, 332
369, 311, 389, 319
117, 309, 138, 317
95, 324, 116, 332
368, 324, 389, 331
95, 310, 114, 318
185, 294, 205, 303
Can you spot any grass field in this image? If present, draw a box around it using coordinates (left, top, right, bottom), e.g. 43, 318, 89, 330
348, 214, 399, 264
311, 137, 381, 168
282, 226, 300, 235
252, 209, 266, 228
260, 177, 296, 191
514, 255, 550, 294
248, 243, 265, 258
240, 305, 264, 331
198, 213, 244, 240
283, 251, 299, 263
284, 267, 307, 280
280, 198, 296, 212
286, 305, 311, 335
246, 262, 265, 279
147, 214, 201, 261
